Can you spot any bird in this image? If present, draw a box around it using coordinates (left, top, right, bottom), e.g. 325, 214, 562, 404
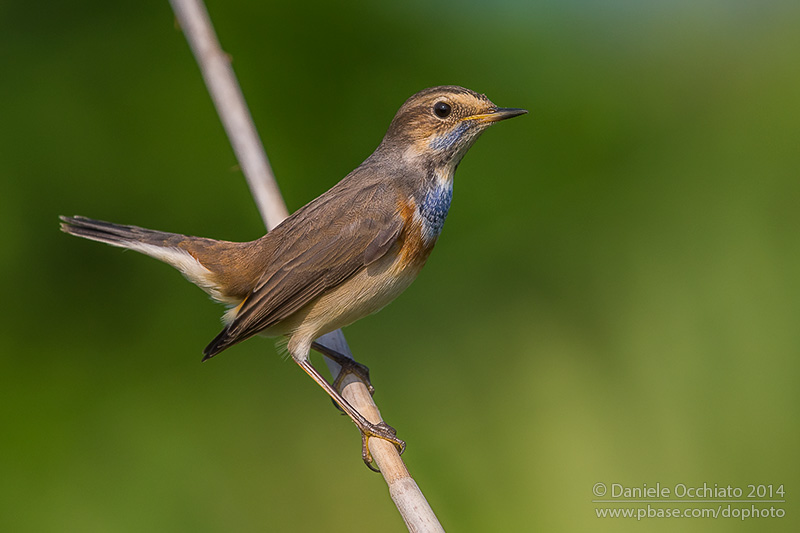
60, 85, 526, 468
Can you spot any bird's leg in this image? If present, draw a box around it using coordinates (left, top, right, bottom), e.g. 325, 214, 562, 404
297, 359, 405, 471
311, 341, 374, 395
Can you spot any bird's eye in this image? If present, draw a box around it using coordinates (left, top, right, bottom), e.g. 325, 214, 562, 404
433, 101, 452, 119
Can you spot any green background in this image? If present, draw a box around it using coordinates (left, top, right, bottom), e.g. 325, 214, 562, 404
2, 1, 798, 531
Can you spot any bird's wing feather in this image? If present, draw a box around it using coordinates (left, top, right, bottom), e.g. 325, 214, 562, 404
203, 180, 404, 357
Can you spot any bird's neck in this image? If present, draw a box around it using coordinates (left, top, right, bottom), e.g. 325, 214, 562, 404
363, 143, 458, 245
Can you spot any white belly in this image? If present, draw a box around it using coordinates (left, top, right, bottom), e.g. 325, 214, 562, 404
281, 246, 426, 360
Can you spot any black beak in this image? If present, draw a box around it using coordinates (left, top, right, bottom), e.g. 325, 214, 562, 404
491, 107, 528, 121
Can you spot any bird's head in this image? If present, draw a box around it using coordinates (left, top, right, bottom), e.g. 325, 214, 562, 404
379, 86, 527, 170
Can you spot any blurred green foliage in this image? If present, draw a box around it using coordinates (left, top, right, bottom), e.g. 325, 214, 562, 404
1, 0, 798, 531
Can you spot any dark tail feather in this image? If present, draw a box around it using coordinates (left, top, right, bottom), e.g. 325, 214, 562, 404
59, 215, 184, 248
60, 215, 230, 304
62, 215, 254, 359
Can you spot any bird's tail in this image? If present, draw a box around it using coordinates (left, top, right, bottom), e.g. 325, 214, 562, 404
59, 215, 241, 305
60, 215, 191, 251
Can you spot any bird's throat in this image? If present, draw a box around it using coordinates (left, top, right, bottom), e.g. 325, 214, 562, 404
416, 172, 453, 244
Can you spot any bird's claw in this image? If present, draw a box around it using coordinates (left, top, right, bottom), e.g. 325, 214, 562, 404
332, 358, 374, 396
312, 341, 375, 396
360, 421, 405, 472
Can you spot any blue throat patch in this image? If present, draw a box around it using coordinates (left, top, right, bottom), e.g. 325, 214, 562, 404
418, 180, 453, 242
429, 122, 469, 151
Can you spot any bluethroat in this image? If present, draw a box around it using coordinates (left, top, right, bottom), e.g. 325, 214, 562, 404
61, 85, 526, 468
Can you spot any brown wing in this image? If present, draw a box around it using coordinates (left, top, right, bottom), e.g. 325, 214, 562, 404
203, 179, 404, 358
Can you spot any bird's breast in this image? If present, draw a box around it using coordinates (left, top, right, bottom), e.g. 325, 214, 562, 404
413, 178, 453, 245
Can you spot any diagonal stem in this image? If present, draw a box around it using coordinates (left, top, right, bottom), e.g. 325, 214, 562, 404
168, 0, 287, 231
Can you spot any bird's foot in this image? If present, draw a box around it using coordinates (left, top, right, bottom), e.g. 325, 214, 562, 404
296, 359, 405, 473
359, 420, 406, 472
312, 341, 375, 395
332, 358, 374, 396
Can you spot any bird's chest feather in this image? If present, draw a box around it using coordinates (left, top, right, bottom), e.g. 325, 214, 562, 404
415, 179, 453, 244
